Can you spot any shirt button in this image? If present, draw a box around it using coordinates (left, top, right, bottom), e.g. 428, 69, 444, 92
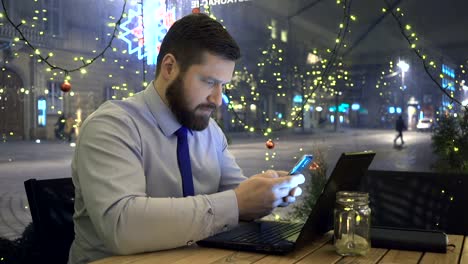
186, 240, 194, 246
208, 208, 213, 214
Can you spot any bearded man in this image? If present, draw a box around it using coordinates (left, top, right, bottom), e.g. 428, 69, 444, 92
68, 13, 304, 264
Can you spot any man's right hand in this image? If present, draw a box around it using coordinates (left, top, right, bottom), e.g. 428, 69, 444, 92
234, 170, 305, 221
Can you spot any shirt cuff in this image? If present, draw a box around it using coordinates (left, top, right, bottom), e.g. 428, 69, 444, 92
208, 190, 239, 234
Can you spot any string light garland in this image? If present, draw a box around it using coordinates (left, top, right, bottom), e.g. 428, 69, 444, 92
291, 0, 354, 125
0, 0, 354, 141
0, 0, 128, 76
0, 0, 150, 142
383, 0, 468, 111
222, 0, 355, 137
2, 0, 462, 144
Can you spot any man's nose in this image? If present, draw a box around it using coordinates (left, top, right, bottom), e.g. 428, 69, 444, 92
207, 83, 223, 107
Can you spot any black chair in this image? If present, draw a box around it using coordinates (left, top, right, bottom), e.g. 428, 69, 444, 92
363, 170, 468, 235
24, 178, 75, 264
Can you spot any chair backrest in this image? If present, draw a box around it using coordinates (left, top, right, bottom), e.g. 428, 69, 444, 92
24, 178, 75, 264
363, 170, 468, 235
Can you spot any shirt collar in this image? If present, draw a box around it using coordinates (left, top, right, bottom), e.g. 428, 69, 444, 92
143, 81, 192, 137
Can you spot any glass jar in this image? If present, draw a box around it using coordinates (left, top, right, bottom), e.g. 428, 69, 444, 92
333, 191, 371, 256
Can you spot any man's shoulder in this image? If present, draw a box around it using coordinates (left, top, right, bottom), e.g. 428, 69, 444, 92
88, 100, 133, 120
90, 93, 148, 118
82, 95, 151, 130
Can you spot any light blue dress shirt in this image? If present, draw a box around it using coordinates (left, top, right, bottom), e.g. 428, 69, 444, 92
68, 82, 247, 264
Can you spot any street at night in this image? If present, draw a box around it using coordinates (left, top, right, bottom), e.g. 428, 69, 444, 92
0, 128, 434, 240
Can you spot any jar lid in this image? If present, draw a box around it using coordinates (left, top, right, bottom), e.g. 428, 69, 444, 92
336, 191, 369, 205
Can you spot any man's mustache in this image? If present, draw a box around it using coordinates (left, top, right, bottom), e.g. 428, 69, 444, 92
197, 103, 217, 111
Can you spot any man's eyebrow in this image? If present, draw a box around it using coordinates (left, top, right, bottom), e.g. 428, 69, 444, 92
203, 76, 230, 85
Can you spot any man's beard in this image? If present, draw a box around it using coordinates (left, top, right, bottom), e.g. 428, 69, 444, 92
166, 74, 217, 131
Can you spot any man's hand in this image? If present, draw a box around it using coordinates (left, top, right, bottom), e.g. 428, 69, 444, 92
234, 170, 305, 221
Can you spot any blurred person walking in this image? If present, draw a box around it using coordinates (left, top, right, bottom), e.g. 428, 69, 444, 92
393, 115, 406, 145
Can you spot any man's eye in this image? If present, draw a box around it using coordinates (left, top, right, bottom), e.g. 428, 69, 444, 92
206, 80, 215, 85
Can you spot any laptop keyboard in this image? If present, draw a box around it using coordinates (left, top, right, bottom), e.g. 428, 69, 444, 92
230, 222, 304, 244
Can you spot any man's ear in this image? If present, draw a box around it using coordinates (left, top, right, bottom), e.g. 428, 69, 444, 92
160, 54, 179, 80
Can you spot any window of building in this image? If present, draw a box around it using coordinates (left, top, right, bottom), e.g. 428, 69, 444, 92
103, 85, 116, 102
46, 81, 64, 114
42, 0, 62, 37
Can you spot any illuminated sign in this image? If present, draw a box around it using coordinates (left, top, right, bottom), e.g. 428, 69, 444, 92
441, 64, 455, 92
442, 64, 455, 78
293, 95, 302, 103
329, 103, 350, 113
191, 0, 251, 8
119, 1, 176, 65
37, 97, 47, 127
120, 0, 249, 64
351, 103, 360, 111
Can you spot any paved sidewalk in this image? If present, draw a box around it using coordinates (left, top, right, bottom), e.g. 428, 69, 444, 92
0, 141, 75, 240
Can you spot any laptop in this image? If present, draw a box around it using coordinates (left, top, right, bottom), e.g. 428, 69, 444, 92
197, 151, 376, 254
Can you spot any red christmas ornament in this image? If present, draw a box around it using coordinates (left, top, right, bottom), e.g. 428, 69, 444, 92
192, 7, 200, 14
309, 162, 320, 171
265, 139, 275, 149
60, 80, 72, 93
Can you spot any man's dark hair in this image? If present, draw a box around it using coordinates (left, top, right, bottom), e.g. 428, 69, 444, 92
155, 13, 241, 77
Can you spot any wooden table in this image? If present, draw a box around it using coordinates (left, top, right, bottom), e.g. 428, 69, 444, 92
92, 234, 468, 264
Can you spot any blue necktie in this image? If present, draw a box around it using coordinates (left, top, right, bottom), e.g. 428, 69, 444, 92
175, 126, 194, 196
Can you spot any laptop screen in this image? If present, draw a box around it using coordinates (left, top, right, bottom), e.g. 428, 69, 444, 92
296, 151, 375, 245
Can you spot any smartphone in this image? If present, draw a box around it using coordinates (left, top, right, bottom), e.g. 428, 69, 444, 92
288, 154, 314, 175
